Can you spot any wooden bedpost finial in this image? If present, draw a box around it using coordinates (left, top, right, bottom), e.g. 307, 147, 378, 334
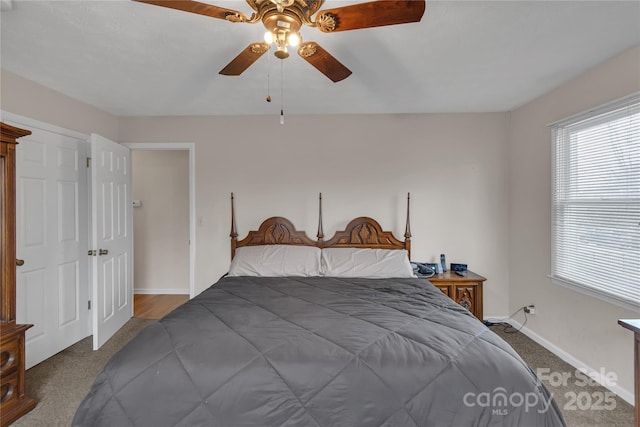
405, 192, 412, 239
230, 192, 238, 238
317, 192, 324, 244
231, 192, 238, 259
405, 192, 412, 259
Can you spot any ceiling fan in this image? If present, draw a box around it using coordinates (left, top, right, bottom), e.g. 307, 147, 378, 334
134, 0, 426, 82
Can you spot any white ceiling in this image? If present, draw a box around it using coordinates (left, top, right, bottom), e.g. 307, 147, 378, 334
1, 0, 639, 117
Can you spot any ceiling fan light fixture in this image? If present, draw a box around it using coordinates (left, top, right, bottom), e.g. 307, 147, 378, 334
287, 32, 300, 47
263, 31, 273, 44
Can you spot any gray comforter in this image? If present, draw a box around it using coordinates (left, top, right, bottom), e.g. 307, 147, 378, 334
73, 276, 566, 426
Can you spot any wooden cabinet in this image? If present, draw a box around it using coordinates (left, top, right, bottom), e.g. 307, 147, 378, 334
426, 270, 486, 321
1, 122, 37, 426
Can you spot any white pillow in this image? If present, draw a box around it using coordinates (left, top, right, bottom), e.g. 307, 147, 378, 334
228, 245, 322, 277
321, 248, 415, 278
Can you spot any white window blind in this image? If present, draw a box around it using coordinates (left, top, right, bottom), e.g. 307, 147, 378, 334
550, 94, 640, 311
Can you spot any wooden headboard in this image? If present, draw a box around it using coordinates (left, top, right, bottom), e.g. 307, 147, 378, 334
231, 216, 318, 258
230, 193, 321, 259
322, 216, 411, 258
230, 193, 412, 259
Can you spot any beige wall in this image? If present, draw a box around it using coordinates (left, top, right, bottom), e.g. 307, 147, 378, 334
1, 70, 119, 140
132, 150, 190, 294
508, 45, 640, 399
117, 113, 511, 317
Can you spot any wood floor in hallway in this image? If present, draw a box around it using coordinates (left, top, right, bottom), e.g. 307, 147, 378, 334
134, 294, 189, 319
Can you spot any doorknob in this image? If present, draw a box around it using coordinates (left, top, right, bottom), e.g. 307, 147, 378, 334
99, 249, 109, 256
16, 259, 25, 266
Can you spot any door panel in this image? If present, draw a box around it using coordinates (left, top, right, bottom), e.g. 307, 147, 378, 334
21, 178, 46, 248
91, 134, 132, 350
58, 261, 80, 326
15, 124, 90, 368
21, 269, 46, 340
101, 182, 113, 239
58, 180, 78, 242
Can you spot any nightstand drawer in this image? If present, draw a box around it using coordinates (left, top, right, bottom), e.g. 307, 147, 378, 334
434, 284, 450, 297
453, 284, 479, 315
425, 270, 486, 320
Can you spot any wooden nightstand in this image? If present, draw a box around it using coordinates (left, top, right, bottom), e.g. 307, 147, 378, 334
425, 270, 486, 321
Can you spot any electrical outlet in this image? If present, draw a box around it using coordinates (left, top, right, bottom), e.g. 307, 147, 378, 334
524, 305, 535, 315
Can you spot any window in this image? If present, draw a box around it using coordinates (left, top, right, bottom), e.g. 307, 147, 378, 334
550, 94, 639, 311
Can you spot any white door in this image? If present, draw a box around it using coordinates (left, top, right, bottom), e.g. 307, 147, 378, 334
91, 134, 133, 349
15, 124, 90, 368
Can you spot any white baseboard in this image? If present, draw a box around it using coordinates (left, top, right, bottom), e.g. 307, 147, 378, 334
134, 288, 189, 295
483, 315, 510, 323
506, 319, 634, 405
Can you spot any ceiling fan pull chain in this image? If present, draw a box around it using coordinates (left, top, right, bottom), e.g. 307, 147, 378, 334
266, 47, 272, 102
280, 60, 285, 125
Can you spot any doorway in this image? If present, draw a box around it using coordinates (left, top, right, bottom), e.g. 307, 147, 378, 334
126, 143, 196, 298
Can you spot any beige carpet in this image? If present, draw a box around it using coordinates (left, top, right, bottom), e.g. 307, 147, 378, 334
10, 320, 635, 426
491, 324, 634, 427
12, 318, 155, 427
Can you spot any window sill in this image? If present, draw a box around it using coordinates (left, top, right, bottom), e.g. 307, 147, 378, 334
550, 275, 640, 313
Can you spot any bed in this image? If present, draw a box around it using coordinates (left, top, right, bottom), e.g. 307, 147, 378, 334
73, 194, 565, 426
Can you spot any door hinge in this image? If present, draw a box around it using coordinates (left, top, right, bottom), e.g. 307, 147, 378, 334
88, 300, 92, 310
88, 250, 96, 256
86, 157, 91, 168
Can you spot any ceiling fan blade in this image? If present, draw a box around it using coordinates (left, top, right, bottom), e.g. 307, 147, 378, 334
314, 0, 425, 32
219, 43, 270, 76
297, 42, 352, 82
133, 0, 248, 22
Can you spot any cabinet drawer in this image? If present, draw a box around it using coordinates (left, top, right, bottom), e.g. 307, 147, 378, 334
0, 371, 18, 406
0, 339, 19, 376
